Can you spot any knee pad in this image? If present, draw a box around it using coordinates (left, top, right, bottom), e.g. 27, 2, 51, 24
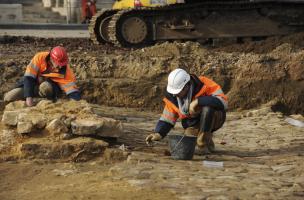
39, 82, 54, 98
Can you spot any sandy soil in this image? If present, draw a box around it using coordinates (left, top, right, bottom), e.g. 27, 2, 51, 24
0, 162, 177, 200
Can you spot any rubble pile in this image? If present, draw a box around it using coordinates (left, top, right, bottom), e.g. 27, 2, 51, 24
0, 100, 124, 161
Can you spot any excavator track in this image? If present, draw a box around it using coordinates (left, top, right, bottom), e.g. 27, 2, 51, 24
91, 1, 304, 48
89, 9, 118, 44
108, 10, 130, 47
108, 9, 154, 47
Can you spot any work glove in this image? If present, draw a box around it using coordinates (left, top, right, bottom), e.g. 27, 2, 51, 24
145, 133, 162, 146
189, 99, 199, 115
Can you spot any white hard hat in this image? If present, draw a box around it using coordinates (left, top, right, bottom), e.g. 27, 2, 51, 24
166, 68, 190, 94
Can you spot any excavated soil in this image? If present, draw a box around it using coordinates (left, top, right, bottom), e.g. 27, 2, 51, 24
0, 34, 303, 115
0, 34, 304, 200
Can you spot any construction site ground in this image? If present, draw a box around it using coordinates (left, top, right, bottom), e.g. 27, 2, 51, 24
0, 32, 304, 200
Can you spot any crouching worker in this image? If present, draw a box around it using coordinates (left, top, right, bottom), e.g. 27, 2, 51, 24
3, 46, 81, 106
145, 68, 228, 153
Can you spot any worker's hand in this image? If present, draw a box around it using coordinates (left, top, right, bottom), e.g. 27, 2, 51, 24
145, 133, 162, 146
25, 97, 33, 107
189, 99, 199, 115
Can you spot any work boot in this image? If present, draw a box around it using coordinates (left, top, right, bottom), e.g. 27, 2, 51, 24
39, 81, 54, 98
205, 133, 215, 153
197, 132, 215, 153
195, 145, 211, 155
3, 88, 24, 102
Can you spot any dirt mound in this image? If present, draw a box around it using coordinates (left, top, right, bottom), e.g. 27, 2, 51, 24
213, 32, 304, 54
0, 33, 303, 114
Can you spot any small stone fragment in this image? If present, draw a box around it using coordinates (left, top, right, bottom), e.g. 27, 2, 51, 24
46, 119, 69, 135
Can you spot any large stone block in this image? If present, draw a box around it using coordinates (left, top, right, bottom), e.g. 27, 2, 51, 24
0, 4, 22, 24
18, 113, 47, 129
2, 111, 19, 126
71, 118, 123, 138
17, 121, 33, 134
19, 138, 108, 161
36, 100, 54, 110
4, 101, 26, 111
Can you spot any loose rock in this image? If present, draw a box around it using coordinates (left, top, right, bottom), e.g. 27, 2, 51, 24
17, 121, 33, 134
2, 111, 19, 126
71, 118, 123, 138
46, 119, 69, 135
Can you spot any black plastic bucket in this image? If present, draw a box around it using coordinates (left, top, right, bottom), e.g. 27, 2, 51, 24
168, 134, 197, 160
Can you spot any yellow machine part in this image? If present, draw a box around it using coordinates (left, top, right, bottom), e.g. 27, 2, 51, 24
112, 0, 178, 9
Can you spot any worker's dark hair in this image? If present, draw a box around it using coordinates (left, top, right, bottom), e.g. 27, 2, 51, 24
46, 54, 50, 62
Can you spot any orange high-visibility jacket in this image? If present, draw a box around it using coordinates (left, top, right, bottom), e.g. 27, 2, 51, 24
159, 75, 228, 126
24, 52, 79, 95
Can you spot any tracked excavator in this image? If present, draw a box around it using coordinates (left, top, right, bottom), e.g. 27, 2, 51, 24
89, 0, 304, 48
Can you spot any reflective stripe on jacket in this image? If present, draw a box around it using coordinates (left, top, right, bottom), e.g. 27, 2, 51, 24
24, 52, 78, 95
195, 76, 228, 110
159, 74, 228, 125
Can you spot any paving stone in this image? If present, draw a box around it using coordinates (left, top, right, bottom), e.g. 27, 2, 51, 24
35, 100, 55, 110
2, 111, 19, 126
271, 165, 294, 173
17, 121, 33, 134
18, 113, 47, 129
71, 118, 123, 138
4, 101, 26, 111
31, 114, 47, 129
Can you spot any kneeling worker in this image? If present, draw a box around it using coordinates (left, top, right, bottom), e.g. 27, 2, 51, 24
146, 68, 228, 153
4, 46, 81, 106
